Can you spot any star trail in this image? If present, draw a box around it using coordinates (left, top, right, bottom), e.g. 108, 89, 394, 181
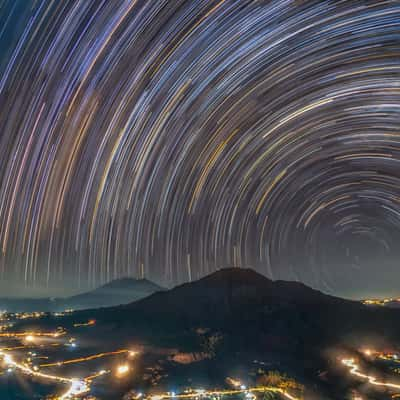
0, 0, 399, 297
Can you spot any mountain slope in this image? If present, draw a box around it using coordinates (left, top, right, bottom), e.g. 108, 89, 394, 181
80, 268, 400, 351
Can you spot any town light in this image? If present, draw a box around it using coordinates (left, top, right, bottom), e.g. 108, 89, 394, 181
116, 364, 130, 377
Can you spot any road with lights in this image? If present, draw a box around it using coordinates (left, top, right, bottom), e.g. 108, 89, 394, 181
147, 386, 300, 400
39, 349, 134, 368
0, 349, 89, 399
0, 312, 136, 399
342, 358, 400, 391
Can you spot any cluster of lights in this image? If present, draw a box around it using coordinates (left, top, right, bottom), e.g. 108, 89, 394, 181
362, 298, 400, 306
362, 348, 400, 363
0, 314, 138, 399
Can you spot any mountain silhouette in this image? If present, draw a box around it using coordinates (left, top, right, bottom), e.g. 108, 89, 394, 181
0, 278, 163, 312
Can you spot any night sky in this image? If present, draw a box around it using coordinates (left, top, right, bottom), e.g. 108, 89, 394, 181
0, 0, 400, 299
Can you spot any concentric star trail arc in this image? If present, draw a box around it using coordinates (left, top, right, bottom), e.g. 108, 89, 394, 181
0, 0, 399, 297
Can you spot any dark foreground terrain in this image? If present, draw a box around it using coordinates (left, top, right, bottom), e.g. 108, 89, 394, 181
2, 268, 400, 399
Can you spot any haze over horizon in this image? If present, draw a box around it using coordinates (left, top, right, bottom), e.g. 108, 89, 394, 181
0, 265, 397, 301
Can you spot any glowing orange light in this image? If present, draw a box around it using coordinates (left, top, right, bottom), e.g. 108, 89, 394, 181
363, 349, 372, 356
116, 364, 130, 377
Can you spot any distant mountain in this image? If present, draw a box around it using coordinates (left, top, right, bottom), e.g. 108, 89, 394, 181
61, 278, 163, 310
0, 278, 163, 312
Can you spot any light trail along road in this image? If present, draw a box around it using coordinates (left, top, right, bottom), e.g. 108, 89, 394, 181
0, 350, 89, 399
342, 358, 400, 392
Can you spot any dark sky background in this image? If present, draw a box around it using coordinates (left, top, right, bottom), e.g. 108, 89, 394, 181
0, 0, 399, 299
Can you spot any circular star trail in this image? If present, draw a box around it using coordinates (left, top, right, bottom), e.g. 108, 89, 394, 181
0, 0, 400, 296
